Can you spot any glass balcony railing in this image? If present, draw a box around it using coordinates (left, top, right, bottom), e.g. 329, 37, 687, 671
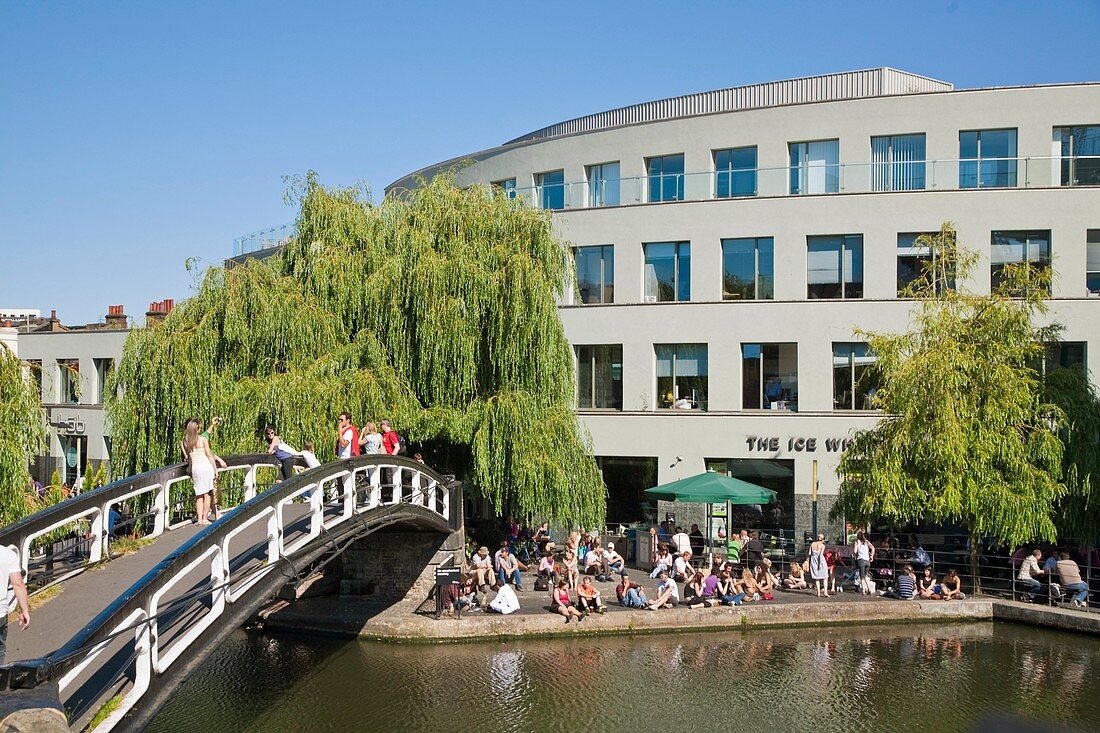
506, 156, 1100, 211
232, 223, 296, 257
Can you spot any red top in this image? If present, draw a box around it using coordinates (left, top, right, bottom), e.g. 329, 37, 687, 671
554, 588, 571, 606
349, 425, 361, 456
382, 429, 400, 455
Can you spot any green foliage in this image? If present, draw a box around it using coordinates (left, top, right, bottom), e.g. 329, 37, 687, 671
0, 346, 47, 525
833, 224, 1066, 587
107, 173, 606, 527
1042, 365, 1100, 543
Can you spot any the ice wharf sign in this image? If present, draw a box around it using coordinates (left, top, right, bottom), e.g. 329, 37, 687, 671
744, 436, 855, 454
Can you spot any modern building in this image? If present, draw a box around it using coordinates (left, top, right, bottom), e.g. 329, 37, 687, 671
15, 303, 169, 486
385, 68, 1100, 541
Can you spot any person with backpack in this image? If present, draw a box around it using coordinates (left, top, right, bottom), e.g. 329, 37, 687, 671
380, 419, 404, 455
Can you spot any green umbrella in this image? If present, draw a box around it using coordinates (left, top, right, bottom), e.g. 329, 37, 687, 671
645, 470, 777, 505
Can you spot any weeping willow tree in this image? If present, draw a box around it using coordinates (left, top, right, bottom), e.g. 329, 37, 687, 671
0, 345, 47, 525
107, 173, 605, 527
1042, 363, 1100, 544
832, 223, 1066, 591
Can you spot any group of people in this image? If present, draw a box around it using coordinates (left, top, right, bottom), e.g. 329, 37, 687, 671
1016, 548, 1091, 606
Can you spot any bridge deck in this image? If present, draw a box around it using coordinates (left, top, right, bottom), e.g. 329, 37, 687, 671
8, 524, 204, 662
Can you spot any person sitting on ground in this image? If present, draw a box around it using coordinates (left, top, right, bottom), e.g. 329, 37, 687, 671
537, 547, 560, 588
442, 576, 476, 617
467, 546, 495, 603
551, 579, 584, 624
603, 543, 625, 577
743, 531, 765, 569
584, 543, 606, 580
1056, 552, 1090, 607
886, 564, 917, 600
917, 566, 941, 599
684, 571, 717, 609
616, 572, 648, 609
671, 526, 692, 555
497, 547, 524, 591
784, 560, 808, 590
741, 565, 763, 601
650, 544, 673, 579
762, 558, 782, 589
940, 569, 966, 600
1017, 548, 1045, 603
562, 548, 580, 589
577, 576, 606, 615
576, 534, 591, 564
647, 571, 679, 610
672, 550, 695, 583
754, 563, 775, 600
715, 569, 746, 606
533, 522, 553, 553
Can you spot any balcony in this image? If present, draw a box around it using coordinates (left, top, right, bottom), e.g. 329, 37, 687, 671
508, 156, 1100, 211
232, 223, 296, 257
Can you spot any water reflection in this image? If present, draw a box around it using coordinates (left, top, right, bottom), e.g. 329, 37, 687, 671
148, 623, 1100, 733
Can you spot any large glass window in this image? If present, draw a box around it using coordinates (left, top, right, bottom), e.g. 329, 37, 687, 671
1040, 342, 1086, 376
93, 358, 114, 405
1057, 126, 1100, 187
491, 178, 516, 199
789, 140, 839, 194
599, 456, 658, 525
897, 232, 954, 296
722, 237, 774, 300
705, 458, 795, 535
1088, 230, 1100, 296
587, 162, 620, 207
871, 134, 926, 191
960, 129, 1017, 188
536, 170, 565, 210
576, 345, 623, 410
646, 154, 684, 202
644, 241, 691, 302
574, 245, 614, 304
807, 235, 863, 299
833, 343, 879, 410
714, 147, 757, 197
742, 343, 797, 411
58, 359, 79, 404
656, 344, 708, 410
991, 230, 1051, 295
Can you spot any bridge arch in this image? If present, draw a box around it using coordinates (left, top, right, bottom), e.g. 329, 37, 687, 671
3, 455, 462, 732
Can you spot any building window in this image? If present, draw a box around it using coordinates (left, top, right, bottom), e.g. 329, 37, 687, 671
722, 237, 773, 300
1039, 342, 1086, 377
646, 154, 684, 202
574, 245, 614, 304
491, 178, 516, 199
27, 359, 43, 400
742, 343, 797, 411
656, 344, 707, 410
705, 458, 795, 533
833, 343, 879, 410
1056, 126, 1100, 187
871, 134, 926, 191
93, 358, 114, 405
960, 129, 1017, 188
643, 241, 690, 302
807, 235, 863, 299
714, 147, 757, 197
897, 232, 954, 296
789, 140, 839, 195
991, 230, 1051, 296
535, 170, 565, 210
586, 162, 620, 207
1088, 230, 1100, 296
597, 456, 657, 525
576, 345, 623, 410
58, 359, 79, 404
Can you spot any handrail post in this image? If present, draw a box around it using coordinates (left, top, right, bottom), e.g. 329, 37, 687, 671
369, 466, 381, 508
89, 508, 105, 563
244, 465, 258, 502
342, 471, 356, 516
153, 481, 168, 538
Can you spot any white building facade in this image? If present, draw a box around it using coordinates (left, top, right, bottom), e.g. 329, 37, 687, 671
389, 69, 1100, 540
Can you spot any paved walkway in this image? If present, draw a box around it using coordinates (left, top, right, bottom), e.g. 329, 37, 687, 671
7, 524, 203, 662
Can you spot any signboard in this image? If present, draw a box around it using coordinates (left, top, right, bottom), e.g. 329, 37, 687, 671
54, 416, 87, 436
65, 441, 78, 468
434, 566, 462, 587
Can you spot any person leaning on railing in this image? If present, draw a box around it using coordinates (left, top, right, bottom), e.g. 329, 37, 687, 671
0, 544, 30, 665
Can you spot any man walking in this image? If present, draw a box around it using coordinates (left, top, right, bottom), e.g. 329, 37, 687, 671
0, 545, 30, 664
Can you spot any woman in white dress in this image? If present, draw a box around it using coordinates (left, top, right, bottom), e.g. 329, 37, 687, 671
809, 533, 830, 597
182, 417, 226, 525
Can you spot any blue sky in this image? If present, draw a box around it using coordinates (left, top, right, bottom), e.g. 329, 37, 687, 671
2, 1, 1099, 324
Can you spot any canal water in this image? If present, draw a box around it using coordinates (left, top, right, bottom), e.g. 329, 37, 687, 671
147, 622, 1099, 732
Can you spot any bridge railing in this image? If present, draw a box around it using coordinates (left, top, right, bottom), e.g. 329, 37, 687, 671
0, 454, 285, 595
5, 454, 460, 732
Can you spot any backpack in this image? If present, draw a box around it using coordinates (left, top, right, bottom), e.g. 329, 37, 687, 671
913, 547, 931, 566
396, 434, 407, 455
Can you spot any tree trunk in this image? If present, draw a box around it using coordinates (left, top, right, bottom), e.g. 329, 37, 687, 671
969, 527, 981, 596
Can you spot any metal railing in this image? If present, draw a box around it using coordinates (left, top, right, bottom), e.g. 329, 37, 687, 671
507, 155, 1100, 211
0, 454, 285, 595
232, 223, 296, 257
3, 454, 460, 732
